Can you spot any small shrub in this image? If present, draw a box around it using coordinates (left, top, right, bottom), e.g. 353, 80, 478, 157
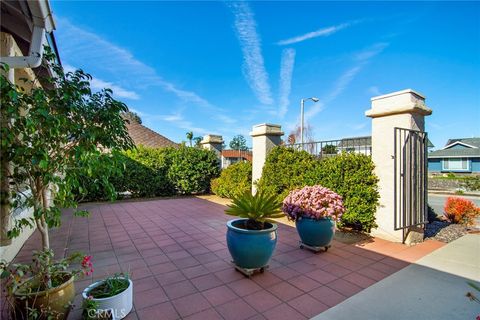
282, 185, 345, 222
444, 197, 480, 226
211, 162, 251, 198
225, 190, 283, 230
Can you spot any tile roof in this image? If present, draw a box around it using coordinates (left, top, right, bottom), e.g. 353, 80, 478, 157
126, 121, 178, 148
221, 150, 252, 161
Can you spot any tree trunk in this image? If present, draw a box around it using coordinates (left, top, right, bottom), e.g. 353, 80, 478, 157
37, 188, 50, 250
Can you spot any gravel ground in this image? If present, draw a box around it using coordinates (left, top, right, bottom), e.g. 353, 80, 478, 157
424, 221, 470, 243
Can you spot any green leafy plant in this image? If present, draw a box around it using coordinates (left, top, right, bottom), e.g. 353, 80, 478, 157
211, 162, 252, 198
82, 296, 100, 320
0, 250, 92, 318
0, 48, 133, 253
87, 273, 130, 299
225, 190, 283, 230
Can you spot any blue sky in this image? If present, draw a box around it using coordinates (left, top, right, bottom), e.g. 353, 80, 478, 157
51, 1, 479, 148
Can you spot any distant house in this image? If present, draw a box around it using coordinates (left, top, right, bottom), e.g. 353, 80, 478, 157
221, 149, 252, 168
126, 121, 178, 148
428, 138, 480, 173
338, 136, 372, 155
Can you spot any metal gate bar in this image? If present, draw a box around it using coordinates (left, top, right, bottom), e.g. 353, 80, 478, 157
394, 127, 428, 242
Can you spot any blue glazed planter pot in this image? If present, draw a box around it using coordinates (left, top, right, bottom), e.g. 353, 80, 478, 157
295, 217, 335, 248
226, 219, 278, 269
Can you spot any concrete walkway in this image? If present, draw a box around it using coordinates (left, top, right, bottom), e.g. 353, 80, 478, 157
312, 234, 480, 320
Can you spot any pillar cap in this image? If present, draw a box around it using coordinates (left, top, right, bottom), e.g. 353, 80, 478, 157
250, 123, 284, 137
366, 89, 432, 118
200, 134, 223, 144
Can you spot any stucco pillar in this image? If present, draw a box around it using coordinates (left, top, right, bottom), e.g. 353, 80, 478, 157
366, 89, 432, 242
250, 124, 284, 194
200, 134, 223, 159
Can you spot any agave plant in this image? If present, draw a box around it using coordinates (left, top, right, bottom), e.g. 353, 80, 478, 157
225, 191, 283, 230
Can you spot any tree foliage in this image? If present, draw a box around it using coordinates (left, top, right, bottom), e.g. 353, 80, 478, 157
229, 135, 248, 151
0, 48, 134, 250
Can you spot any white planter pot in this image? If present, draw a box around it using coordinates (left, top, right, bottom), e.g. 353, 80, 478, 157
82, 278, 133, 320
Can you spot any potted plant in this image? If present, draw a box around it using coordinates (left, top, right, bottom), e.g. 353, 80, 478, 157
0, 49, 133, 317
0, 250, 93, 319
225, 190, 283, 276
82, 273, 133, 320
282, 185, 345, 252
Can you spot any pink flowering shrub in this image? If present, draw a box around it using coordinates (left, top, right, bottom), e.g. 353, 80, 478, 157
282, 185, 345, 222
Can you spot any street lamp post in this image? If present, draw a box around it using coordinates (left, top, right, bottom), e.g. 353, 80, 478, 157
300, 97, 319, 147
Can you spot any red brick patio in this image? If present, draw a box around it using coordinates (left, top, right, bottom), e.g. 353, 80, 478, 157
10, 197, 444, 320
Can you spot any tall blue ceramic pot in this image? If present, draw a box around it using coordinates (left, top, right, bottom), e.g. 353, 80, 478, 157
226, 219, 278, 269
295, 217, 335, 247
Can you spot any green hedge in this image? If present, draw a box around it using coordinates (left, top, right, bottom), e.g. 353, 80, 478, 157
167, 146, 221, 194
75, 145, 220, 200
305, 153, 379, 232
257, 146, 379, 232
211, 162, 252, 198
256, 147, 318, 200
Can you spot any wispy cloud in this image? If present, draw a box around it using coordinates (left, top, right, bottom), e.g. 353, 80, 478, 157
64, 64, 140, 100
278, 48, 296, 118
306, 42, 389, 118
228, 2, 273, 105
276, 21, 356, 46
368, 86, 382, 97
140, 110, 209, 135
56, 18, 235, 125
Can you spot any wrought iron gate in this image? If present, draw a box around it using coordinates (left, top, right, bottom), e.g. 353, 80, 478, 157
394, 127, 428, 242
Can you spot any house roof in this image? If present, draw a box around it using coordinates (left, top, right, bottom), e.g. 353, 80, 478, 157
445, 138, 480, 148
221, 150, 252, 161
429, 137, 480, 158
126, 121, 178, 148
338, 136, 371, 147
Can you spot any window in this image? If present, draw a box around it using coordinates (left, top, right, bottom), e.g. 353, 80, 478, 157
442, 158, 469, 171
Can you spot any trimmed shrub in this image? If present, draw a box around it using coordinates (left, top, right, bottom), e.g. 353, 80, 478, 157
444, 197, 480, 226
116, 146, 174, 197
257, 147, 379, 232
75, 145, 220, 200
305, 153, 379, 232
256, 147, 317, 199
211, 162, 252, 198
167, 146, 220, 194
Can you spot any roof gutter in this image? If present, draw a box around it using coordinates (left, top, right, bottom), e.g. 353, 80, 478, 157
0, 0, 55, 69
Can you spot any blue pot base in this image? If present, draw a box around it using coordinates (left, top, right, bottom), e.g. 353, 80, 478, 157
299, 241, 331, 253
233, 263, 269, 278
